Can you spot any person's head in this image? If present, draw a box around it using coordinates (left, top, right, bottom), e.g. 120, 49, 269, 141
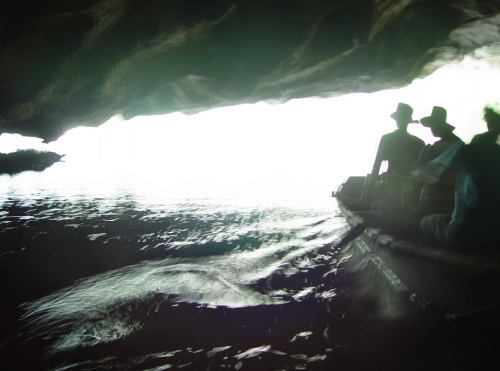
390, 103, 418, 129
420, 106, 455, 138
483, 106, 500, 132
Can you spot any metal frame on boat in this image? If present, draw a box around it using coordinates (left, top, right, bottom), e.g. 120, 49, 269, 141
335, 176, 500, 315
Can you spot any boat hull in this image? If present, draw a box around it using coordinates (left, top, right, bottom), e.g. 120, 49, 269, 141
357, 231, 500, 314
335, 176, 500, 315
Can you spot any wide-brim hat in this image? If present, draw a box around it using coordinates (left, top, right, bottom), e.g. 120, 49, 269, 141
390, 103, 419, 123
420, 106, 455, 132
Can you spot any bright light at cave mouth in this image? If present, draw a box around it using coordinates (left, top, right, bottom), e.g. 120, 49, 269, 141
1, 56, 500, 203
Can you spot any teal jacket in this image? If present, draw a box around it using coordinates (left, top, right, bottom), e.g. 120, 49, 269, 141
415, 129, 500, 247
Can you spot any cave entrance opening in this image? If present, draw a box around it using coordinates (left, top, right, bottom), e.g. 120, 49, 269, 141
0, 57, 499, 203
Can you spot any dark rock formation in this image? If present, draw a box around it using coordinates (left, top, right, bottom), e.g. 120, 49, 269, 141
0, 149, 63, 174
2, 1, 500, 141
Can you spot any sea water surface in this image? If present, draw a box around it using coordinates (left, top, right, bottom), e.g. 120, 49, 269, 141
0, 160, 484, 371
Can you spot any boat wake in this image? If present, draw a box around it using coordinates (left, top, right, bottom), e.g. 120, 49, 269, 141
338, 238, 411, 321
19, 207, 344, 355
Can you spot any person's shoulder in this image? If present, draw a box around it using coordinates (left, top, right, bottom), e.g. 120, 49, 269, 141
415, 135, 425, 144
379, 131, 396, 143
407, 133, 425, 145
470, 131, 497, 146
442, 135, 463, 147
381, 130, 397, 138
471, 131, 486, 140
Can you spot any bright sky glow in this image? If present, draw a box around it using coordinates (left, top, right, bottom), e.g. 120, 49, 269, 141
2, 56, 500, 203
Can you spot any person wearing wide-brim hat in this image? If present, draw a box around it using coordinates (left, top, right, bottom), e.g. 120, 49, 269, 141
390, 102, 419, 124
420, 106, 455, 135
408, 106, 463, 216
417, 106, 461, 161
361, 103, 425, 206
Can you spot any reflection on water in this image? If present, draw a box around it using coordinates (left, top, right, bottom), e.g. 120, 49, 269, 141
0, 163, 481, 370
0, 165, 345, 369
20, 207, 340, 354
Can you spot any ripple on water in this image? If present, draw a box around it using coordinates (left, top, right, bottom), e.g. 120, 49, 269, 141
10, 195, 344, 361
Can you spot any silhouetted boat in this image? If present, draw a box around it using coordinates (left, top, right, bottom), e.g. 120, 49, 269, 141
334, 176, 500, 315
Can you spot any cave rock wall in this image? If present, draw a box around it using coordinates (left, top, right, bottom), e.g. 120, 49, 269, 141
1, 0, 500, 140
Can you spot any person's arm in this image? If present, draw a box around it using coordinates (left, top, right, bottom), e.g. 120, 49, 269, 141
361, 138, 384, 200
411, 141, 463, 184
368, 137, 386, 186
412, 144, 432, 171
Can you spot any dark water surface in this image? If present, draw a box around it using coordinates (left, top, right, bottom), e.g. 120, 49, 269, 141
0, 167, 499, 370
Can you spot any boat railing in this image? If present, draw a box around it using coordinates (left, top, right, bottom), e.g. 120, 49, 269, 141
365, 228, 500, 280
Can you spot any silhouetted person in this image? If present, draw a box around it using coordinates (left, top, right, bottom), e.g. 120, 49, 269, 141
404, 106, 463, 215
415, 106, 500, 250
362, 103, 425, 212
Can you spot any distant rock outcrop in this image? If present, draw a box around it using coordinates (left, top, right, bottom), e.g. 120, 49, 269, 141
0, 150, 63, 175
2, 1, 500, 141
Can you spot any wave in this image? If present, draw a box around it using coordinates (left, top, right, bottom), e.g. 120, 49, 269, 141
20, 210, 343, 354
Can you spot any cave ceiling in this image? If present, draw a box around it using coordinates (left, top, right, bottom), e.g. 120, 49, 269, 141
2, 0, 500, 141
